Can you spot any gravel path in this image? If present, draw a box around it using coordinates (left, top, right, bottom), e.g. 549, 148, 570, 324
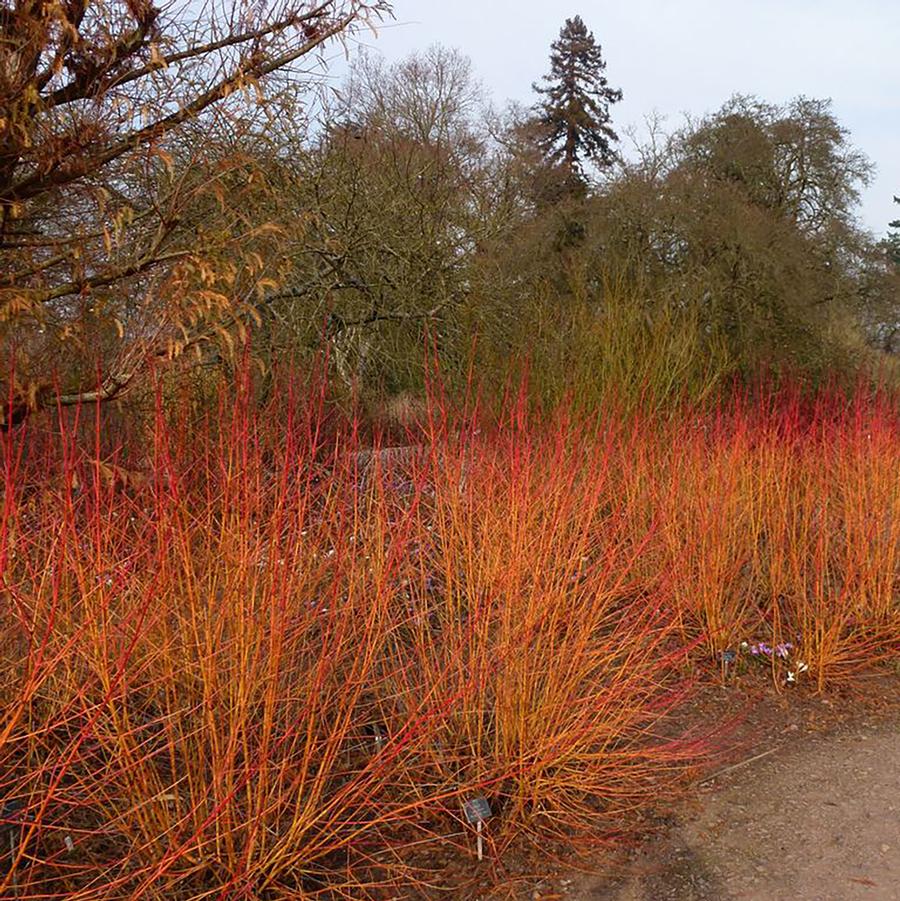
576, 719, 900, 900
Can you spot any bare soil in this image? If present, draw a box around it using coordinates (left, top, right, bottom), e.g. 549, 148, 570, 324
506, 672, 900, 901
582, 716, 900, 900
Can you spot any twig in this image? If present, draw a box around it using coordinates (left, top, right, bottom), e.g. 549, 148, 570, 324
699, 746, 781, 785
9, 829, 17, 898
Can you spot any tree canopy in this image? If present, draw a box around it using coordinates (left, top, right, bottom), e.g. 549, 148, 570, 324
2, 19, 898, 428
0, 0, 388, 427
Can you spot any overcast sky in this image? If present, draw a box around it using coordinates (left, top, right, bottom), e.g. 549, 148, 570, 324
334, 0, 899, 236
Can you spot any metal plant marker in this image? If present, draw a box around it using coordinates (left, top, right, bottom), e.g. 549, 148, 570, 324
462, 796, 492, 861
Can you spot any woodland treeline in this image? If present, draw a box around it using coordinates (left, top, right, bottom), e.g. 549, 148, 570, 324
2, 2, 899, 427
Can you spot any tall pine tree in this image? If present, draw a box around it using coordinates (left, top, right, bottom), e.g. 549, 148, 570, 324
888, 195, 900, 266
533, 16, 623, 182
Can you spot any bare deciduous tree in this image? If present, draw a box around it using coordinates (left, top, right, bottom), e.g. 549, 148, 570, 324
1, 0, 390, 427
252, 47, 518, 394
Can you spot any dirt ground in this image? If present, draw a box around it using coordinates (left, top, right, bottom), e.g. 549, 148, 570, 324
517, 676, 900, 901
581, 718, 900, 900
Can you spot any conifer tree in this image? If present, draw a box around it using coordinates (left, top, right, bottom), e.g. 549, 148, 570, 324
532, 15, 623, 181
888, 196, 900, 266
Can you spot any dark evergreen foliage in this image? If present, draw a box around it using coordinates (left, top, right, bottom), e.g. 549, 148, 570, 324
532, 15, 623, 180
887, 196, 900, 266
